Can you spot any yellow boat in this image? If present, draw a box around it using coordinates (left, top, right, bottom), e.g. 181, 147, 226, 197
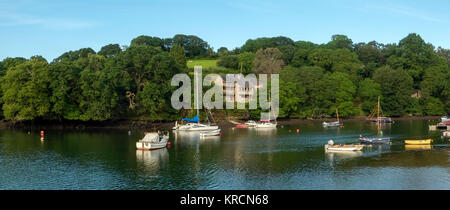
404, 139, 433, 145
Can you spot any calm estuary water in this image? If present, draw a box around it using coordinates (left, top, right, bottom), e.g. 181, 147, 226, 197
0, 119, 449, 190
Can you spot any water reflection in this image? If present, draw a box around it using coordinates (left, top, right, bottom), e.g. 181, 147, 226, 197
326, 151, 363, 160
1, 119, 449, 189
254, 127, 277, 136
405, 145, 432, 151
136, 148, 169, 172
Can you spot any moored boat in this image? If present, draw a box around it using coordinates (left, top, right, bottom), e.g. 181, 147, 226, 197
441, 116, 449, 123
404, 139, 433, 145
323, 108, 341, 127
200, 129, 221, 137
368, 96, 392, 123
255, 121, 277, 128
323, 121, 340, 127
236, 124, 249, 128
324, 140, 364, 151
136, 131, 169, 150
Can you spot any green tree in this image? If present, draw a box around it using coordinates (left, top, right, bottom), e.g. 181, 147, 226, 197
169, 44, 187, 69
238, 52, 255, 74
279, 81, 301, 118
78, 54, 128, 121
130, 35, 165, 49
217, 55, 239, 69
358, 78, 382, 114
135, 52, 180, 118
327, 35, 353, 50
422, 97, 445, 115
1, 56, 51, 120
386, 33, 440, 86
373, 66, 413, 116
98, 44, 122, 58
48, 61, 82, 120
172, 34, 210, 57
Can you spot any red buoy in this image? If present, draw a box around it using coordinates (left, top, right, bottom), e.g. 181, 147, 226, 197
296, 129, 300, 133
167, 142, 171, 146
40, 130, 44, 136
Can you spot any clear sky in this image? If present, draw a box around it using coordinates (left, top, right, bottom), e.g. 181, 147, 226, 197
1, 0, 450, 61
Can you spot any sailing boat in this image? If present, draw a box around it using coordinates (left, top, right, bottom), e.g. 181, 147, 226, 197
255, 100, 277, 128
177, 81, 219, 131
323, 108, 341, 127
367, 96, 392, 123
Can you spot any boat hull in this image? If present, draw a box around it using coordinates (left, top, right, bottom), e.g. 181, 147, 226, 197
255, 123, 277, 128
324, 144, 364, 151
236, 124, 249, 128
200, 129, 221, 137
323, 121, 340, 127
404, 139, 433, 145
185, 126, 219, 131
136, 142, 167, 150
136, 135, 169, 150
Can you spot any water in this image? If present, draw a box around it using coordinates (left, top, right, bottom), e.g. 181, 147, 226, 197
0, 119, 449, 190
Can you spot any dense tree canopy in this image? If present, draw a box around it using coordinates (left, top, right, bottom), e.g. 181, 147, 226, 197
0, 33, 448, 122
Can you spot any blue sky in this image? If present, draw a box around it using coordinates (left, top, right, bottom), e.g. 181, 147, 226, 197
1, 0, 450, 61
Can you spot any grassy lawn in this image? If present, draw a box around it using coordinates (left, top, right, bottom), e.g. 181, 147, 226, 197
187, 59, 218, 69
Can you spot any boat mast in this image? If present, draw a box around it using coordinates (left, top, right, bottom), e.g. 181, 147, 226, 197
196, 76, 199, 124
377, 96, 380, 123
336, 108, 339, 122
270, 99, 277, 124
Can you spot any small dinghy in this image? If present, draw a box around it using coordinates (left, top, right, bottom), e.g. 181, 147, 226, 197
323, 109, 341, 127
324, 140, 364, 152
404, 139, 433, 145
136, 131, 169, 150
200, 129, 221, 137
322, 121, 340, 127
359, 135, 391, 144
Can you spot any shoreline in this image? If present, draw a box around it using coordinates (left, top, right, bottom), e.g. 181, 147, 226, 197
0, 115, 443, 131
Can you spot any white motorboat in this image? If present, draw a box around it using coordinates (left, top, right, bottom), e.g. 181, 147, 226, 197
136, 131, 169, 150
245, 120, 258, 127
324, 140, 364, 152
200, 129, 221, 137
442, 116, 449, 123
255, 122, 277, 128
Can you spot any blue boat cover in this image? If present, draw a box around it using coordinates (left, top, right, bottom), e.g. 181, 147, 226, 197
182, 115, 199, 123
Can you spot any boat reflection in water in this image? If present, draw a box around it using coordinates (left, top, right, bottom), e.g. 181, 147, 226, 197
173, 130, 221, 148
326, 150, 363, 167
405, 144, 432, 151
136, 148, 169, 172
254, 127, 277, 136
